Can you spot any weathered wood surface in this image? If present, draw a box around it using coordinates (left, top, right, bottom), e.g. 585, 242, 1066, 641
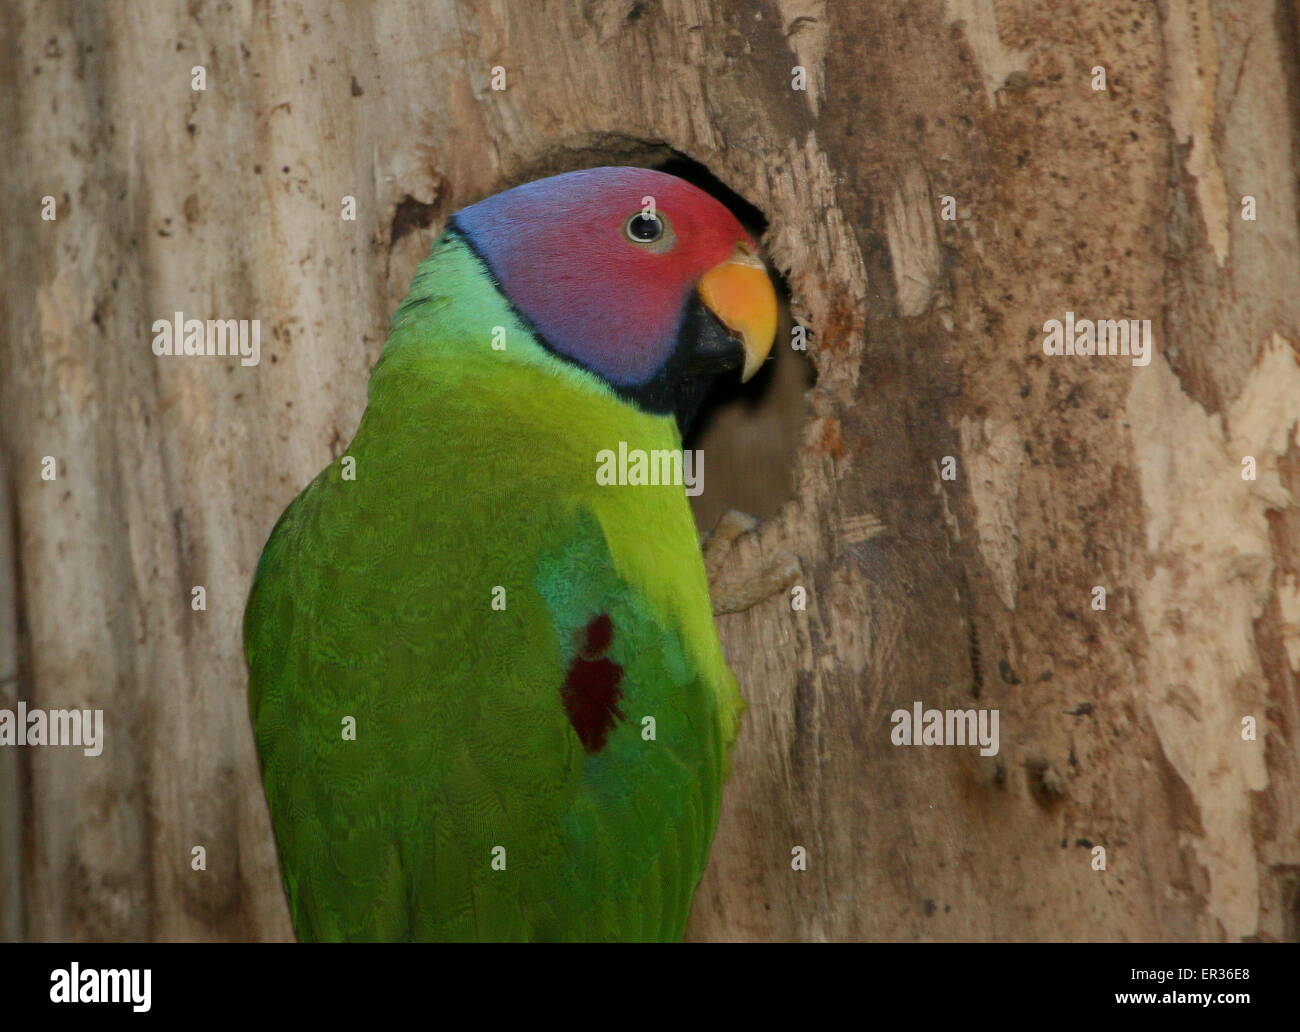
1, 0, 1297, 941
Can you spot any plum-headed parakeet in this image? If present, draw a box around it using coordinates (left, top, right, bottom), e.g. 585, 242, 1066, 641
245, 167, 778, 941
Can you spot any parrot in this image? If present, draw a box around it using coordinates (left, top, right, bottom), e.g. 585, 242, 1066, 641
244, 166, 779, 941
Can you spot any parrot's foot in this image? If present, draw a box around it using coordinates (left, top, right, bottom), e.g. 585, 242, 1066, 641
702, 510, 802, 616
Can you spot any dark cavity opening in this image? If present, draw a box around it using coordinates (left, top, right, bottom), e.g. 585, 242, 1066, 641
505, 140, 815, 527
651, 153, 814, 529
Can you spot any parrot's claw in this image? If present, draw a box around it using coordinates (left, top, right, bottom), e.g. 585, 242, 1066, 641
702, 510, 802, 616
701, 510, 758, 581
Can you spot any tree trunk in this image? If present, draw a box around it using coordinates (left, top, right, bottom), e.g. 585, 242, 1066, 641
2, 0, 1297, 941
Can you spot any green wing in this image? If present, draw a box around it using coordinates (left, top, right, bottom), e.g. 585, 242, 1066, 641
246, 375, 739, 941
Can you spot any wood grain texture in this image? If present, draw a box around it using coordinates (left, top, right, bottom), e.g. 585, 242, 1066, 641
1, 0, 1297, 941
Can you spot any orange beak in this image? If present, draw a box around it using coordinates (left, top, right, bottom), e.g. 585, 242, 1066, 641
698, 243, 778, 382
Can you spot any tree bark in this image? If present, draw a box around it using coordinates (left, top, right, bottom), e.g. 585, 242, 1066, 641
1, 0, 1298, 941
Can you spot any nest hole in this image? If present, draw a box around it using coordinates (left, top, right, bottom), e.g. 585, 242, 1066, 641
503, 140, 816, 527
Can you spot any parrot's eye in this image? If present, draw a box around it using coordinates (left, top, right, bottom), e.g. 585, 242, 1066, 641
624, 212, 665, 243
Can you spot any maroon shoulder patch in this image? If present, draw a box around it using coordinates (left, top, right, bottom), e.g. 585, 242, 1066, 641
562, 614, 624, 753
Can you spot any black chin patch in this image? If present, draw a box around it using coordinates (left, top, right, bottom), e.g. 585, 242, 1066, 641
619, 294, 745, 436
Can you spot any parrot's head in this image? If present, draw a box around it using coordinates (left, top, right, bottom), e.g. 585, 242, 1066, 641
450, 166, 778, 431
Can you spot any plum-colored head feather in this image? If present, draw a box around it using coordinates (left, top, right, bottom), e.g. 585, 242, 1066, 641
451, 167, 754, 386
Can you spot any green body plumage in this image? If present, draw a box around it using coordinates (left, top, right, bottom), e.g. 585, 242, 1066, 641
245, 232, 742, 941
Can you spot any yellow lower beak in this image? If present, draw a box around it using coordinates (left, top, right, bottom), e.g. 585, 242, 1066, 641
698, 245, 778, 382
